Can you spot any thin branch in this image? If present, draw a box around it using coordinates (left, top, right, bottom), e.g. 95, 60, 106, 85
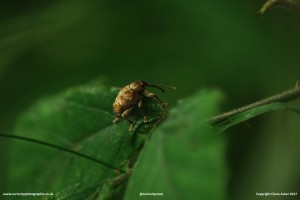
257, 0, 300, 15
209, 86, 300, 125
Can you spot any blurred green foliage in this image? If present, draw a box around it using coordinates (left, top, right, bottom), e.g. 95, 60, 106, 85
1, 0, 300, 199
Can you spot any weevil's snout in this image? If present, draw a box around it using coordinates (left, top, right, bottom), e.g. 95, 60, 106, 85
147, 83, 165, 93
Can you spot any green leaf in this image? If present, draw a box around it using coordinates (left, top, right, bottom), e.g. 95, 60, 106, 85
124, 90, 227, 200
7, 82, 166, 199
214, 102, 300, 132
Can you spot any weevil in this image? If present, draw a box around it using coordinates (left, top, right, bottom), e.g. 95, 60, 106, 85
113, 81, 165, 131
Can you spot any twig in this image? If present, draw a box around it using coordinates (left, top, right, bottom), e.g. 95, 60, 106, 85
257, 0, 300, 15
209, 86, 300, 125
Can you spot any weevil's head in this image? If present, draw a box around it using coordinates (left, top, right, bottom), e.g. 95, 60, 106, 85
129, 81, 147, 92
130, 81, 165, 93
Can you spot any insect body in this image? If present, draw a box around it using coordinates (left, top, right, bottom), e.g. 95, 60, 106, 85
113, 81, 165, 131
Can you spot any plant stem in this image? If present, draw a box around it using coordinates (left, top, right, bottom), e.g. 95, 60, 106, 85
109, 168, 133, 188
257, 0, 300, 15
209, 86, 300, 125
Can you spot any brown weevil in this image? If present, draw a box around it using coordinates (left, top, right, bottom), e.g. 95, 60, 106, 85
113, 81, 165, 131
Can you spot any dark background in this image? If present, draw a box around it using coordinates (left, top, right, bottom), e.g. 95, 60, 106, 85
1, 0, 300, 199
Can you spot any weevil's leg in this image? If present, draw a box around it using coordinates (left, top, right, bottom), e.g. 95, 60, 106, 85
122, 107, 134, 131
138, 100, 148, 122
144, 91, 163, 103
144, 91, 168, 109
113, 113, 119, 123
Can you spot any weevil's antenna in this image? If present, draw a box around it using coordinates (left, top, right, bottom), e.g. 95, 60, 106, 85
159, 84, 176, 90
0, 133, 124, 173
